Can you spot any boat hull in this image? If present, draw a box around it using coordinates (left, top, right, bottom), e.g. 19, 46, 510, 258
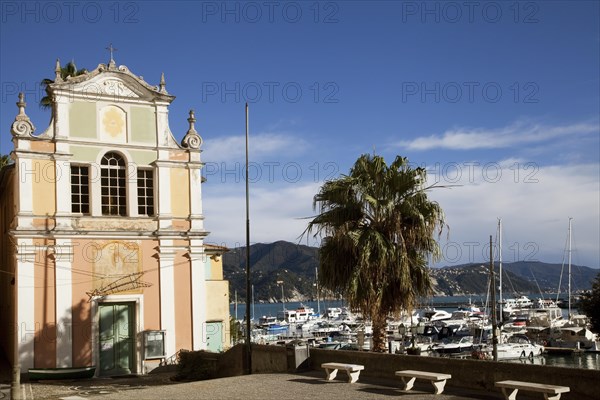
28, 366, 96, 380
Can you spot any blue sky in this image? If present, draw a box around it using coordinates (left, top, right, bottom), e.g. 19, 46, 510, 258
1, 1, 599, 270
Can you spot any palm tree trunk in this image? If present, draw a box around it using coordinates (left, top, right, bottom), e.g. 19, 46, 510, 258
371, 313, 388, 352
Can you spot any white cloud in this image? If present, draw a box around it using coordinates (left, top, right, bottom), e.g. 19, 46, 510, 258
398, 121, 598, 151
203, 181, 322, 249
427, 161, 600, 268
202, 132, 308, 163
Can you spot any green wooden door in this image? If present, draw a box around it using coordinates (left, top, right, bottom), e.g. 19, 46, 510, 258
206, 322, 224, 352
99, 303, 135, 376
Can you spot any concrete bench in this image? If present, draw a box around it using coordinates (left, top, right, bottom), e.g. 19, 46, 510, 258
495, 380, 570, 400
395, 370, 452, 394
321, 362, 364, 383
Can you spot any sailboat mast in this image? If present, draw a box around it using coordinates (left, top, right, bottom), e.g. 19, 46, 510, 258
315, 267, 321, 316
498, 218, 503, 323
568, 217, 572, 319
490, 235, 498, 361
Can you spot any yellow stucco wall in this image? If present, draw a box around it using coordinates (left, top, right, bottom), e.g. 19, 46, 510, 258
209, 257, 224, 280
205, 280, 230, 322
170, 168, 189, 217
69, 101, 97, 138
32, 159, 56, 215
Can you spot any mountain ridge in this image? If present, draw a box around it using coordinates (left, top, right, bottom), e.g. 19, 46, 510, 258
222, 241, 598, 302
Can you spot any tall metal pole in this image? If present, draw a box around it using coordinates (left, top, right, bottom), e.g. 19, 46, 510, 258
490, 235, 498, 361
498, 218, 503, 324
244, 103, 252, 374
568, 217, 572, 320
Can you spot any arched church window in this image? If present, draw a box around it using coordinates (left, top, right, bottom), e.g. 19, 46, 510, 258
101, 152, 127, 216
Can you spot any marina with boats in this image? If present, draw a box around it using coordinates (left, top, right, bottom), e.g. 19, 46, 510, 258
232, 292, 599, 364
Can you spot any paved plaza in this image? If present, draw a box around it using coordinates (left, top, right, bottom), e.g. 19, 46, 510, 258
12, 371, 505, 400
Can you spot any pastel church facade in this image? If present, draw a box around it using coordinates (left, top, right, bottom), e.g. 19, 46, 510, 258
0, 57, 230, 376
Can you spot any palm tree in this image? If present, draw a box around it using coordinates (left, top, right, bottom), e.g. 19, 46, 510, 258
579, 272, 600, 333
304, 154, 447, 352
40, 60, 87, 110
0, 154, 12, 170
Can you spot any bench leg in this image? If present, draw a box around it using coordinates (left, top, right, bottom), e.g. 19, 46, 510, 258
324, 368, 338, 381
401, 376, 417, 391
431, 379, 447, 395
347, 370, 360, 383
544, 394, 562, 400
501, 387, 519, 400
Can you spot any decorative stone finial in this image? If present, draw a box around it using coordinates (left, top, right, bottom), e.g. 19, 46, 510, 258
159, 72, 167, 94
54, 58, 63, 83
181, 109, 202, 149
11, 93, 35, 137
17, 93, 26, 115
187, 110, 197, 132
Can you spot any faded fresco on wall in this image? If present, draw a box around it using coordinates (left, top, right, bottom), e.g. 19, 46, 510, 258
92, 241, 142, 294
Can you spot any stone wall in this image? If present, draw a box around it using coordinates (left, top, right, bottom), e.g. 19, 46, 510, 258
310, 348, 600, 399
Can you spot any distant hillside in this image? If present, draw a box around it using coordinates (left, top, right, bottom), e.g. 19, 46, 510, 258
223, 241, 320, 302
429, 264, 538, 296
223, 241, 598, 302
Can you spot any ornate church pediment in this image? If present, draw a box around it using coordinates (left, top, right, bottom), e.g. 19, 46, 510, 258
49, 61, 175, 104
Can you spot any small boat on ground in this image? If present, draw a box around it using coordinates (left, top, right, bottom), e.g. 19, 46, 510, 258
28, 366, 96, 380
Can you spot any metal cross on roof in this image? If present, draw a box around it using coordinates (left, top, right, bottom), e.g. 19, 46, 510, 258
106, 43, 118, 62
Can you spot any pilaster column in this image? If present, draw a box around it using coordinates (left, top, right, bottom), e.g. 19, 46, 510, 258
159, 240, 176, 357
16, 238, 35, 369
54, 238, 73, 367
14, 156, 34, 229
155, 160, 172, 230
54, 158, 72, 229
190, 239, 207, 350
188, 159, 204, 232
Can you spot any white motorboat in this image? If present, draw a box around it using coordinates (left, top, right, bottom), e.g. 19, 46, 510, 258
431, 335, 474, 354
476, 334, 544, 360
258, 315, 278, 327
420, 308, 452, 323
